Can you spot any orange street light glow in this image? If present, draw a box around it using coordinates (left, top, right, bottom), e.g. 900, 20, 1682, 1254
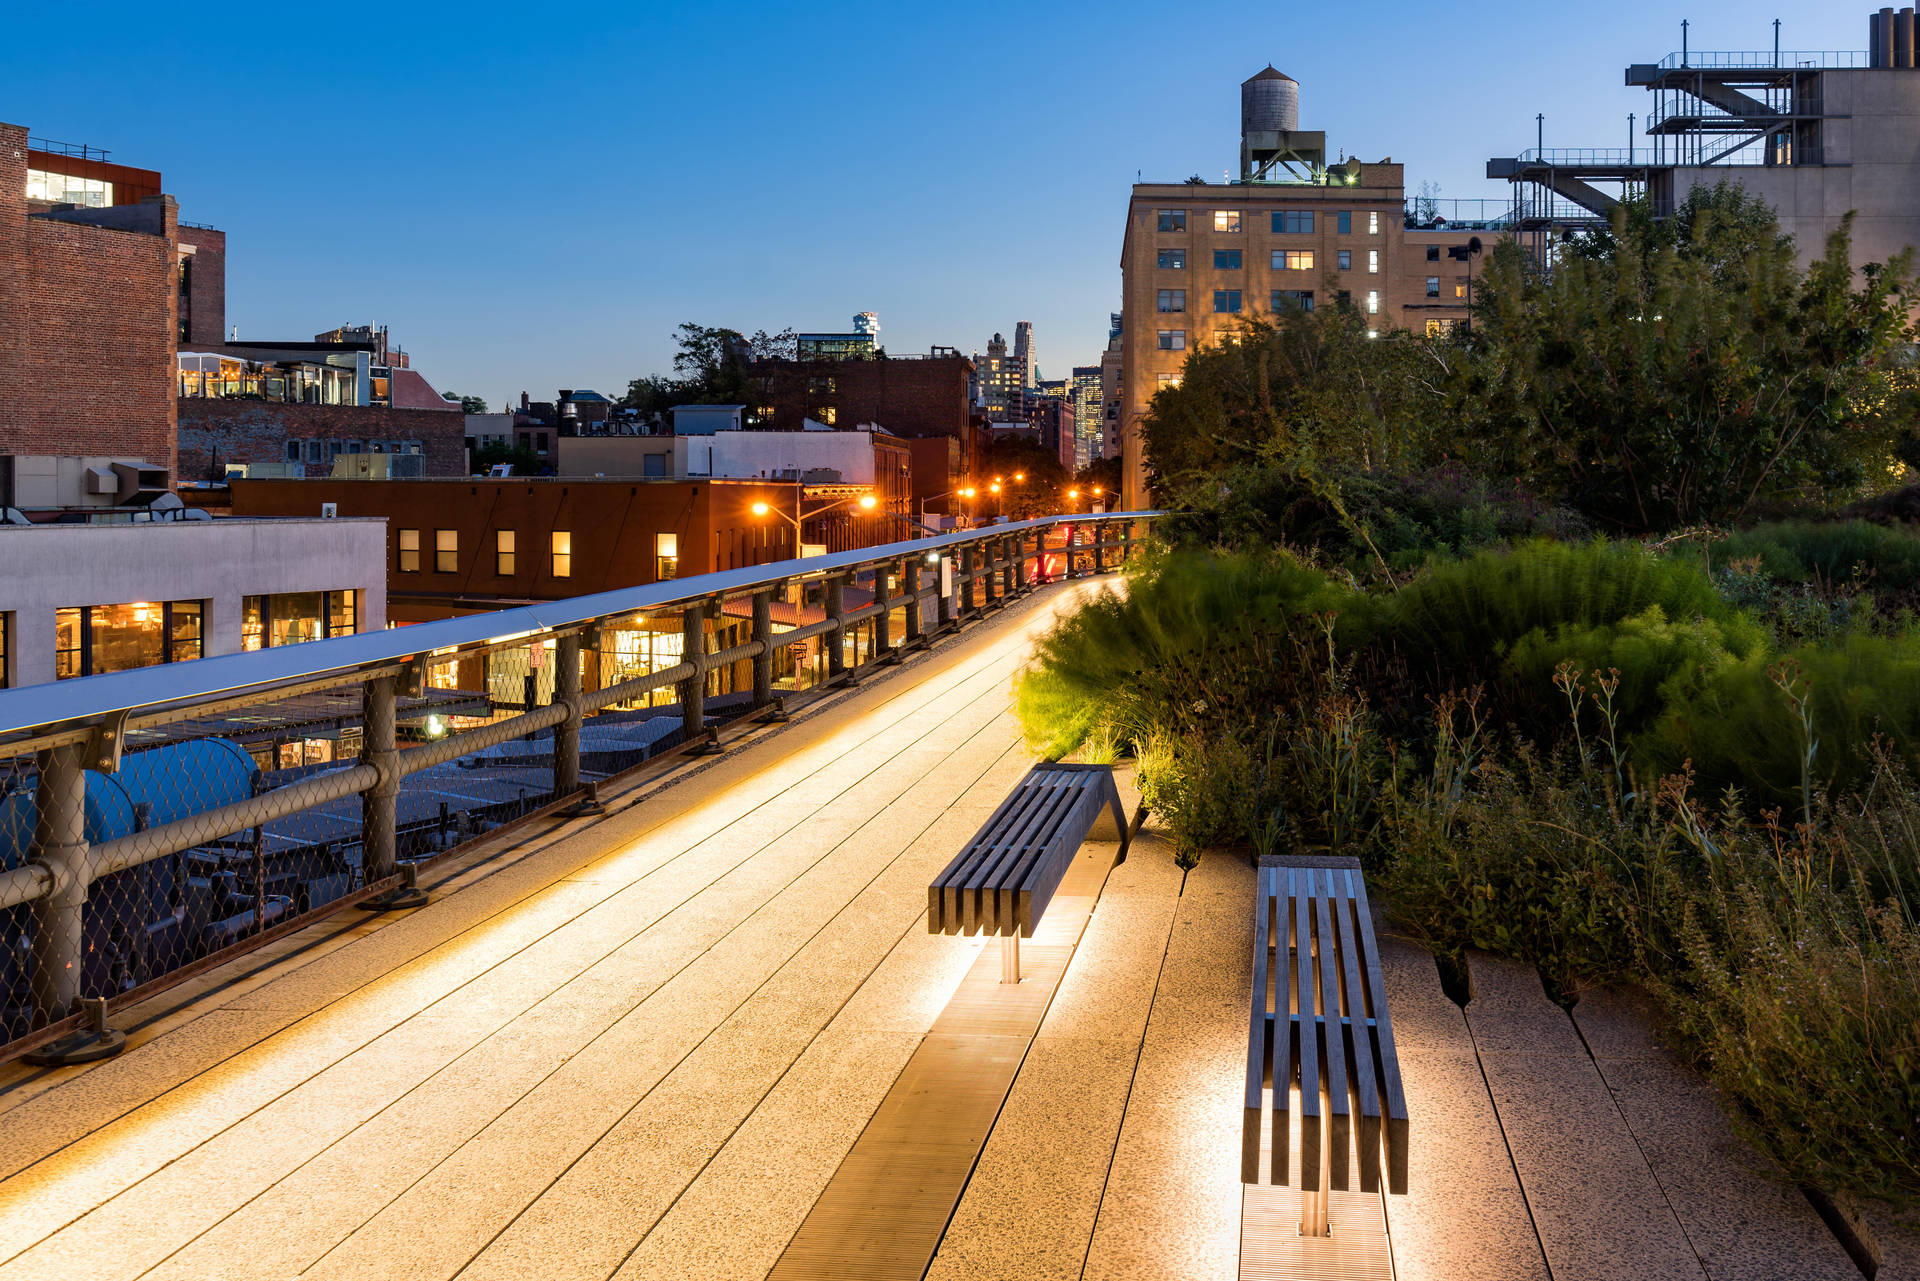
1014, 472, 1025, 482
858, 494, 878, 509
751, 501, 771, 517
989, 483, 1002, 495
1068, 489, 1079, 499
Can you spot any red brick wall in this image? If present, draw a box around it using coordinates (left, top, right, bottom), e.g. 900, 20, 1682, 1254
177, 225, 225, 348
1, 121, 178, 478
177, 399, 469, 482
757, 355, 974, 440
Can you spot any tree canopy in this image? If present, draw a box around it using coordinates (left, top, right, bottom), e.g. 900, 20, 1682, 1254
621, 323, 796, 417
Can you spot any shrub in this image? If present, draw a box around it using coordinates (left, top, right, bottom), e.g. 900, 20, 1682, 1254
1710, 520, 1920, 596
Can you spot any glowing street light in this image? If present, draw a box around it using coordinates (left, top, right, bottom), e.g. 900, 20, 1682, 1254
988, 482, 1002, 495
1014, 471, 1025, 482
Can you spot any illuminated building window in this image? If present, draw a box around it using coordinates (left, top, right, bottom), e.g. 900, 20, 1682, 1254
656, 532, 679, 581
1156, 289, 1185, 313
1155, 373, 1182, 389
1155, 209, 1186, 232
496, 529, 516, 576
1213, 249, 1242, 270
1367, 291, 1380, 315
1273, 251, 1314, 271
398, 528, 420, 572
1213, 210, 1242, 233
241, 591, 359, 650
1157, 248, 1185, 269
1455, 283, 1468, 298
26, 169, 112, 206
1368, 250, 1380, 274
552, 531, 572, 578
1369, 211, 1380, 234
435, 528, 458, 573
1156, 329, 1187, 350
54, 600, 202, 679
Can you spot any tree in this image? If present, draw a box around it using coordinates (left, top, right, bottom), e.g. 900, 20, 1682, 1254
978, 436, 1070, 519
1468, 206, 1919, 531
470, 440, 540, 475
621, 323, 798, 412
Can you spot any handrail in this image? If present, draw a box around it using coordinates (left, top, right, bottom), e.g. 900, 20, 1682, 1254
0, 513, 1157, 745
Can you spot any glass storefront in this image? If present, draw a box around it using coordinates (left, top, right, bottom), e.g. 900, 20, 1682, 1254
54, 601, 202, 680
27, 169, 112, 206
177, 354, 359, 405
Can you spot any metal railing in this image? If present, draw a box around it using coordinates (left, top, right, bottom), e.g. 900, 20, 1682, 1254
1656, 50, 1867, 70
0, 514, 1156, 1062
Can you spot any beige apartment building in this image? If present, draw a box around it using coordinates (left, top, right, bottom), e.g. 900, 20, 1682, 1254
1118, 69, 1495, 508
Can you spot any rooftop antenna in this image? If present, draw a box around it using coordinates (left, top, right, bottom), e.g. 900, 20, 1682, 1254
1628, 112, 1635, 163
1773, 18, 1781, 66
1536, 113, 1544, 156
1681, 18, 1690, 68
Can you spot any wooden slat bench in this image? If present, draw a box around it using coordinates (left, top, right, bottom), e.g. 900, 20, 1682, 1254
1244, 854, 1408, 1237
927, 762, 1130, 982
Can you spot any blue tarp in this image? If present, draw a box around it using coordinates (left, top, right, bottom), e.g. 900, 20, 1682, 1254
0, 738, 257, 870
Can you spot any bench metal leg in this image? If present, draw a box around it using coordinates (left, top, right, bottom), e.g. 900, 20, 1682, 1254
1001, 933, 1021, 984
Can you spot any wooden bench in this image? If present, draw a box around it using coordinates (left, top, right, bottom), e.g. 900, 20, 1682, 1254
927, 763, 1130, 982
1244, 854, 1408, 1237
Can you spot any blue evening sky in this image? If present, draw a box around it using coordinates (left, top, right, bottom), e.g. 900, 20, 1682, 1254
7, 1, 1862, 407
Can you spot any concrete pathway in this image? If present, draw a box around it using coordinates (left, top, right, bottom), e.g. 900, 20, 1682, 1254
0, 574, 1885, 1281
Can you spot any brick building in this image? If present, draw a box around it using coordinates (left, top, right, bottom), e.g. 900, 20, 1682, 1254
225, 476, 801, 623
1, 121, 194, 505
748, 350, 978, 511
178, 397, 468, 483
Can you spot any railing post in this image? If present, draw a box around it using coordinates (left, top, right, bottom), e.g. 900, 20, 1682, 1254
903, 559, 923, 646
825, 574, 847, 681
1094, 521, 1107, 574
680, 605, 708, 740
1013, 531, 1028, 593
555, 632, 583, 798
981, 540, 999, 609
874, 563, 893, 660
362, 675, 398, 884
29, 744, 88, 1023
751, 589, 774, 707
960, 545, 977, 615
936, 555, 953, 630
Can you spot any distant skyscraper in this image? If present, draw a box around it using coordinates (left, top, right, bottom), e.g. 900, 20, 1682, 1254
1013, 321, 1036, 388
1071, 365, 1103, 469
973, 332, 1023, 416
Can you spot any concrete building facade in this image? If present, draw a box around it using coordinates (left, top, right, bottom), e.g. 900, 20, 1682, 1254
0, 515, 386, 687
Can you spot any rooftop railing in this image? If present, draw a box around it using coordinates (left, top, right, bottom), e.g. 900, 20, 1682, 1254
0, 514, 1156, 1064
1656, 50, 1868, 70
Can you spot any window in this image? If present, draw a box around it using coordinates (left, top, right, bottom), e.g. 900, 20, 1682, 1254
1156, 329, 1187, 350
495, 529, 516, 575
1337, 290, 1353, 309
1213, 249, 1242, 270
1156, 248, 1185, 269
398, 528, 420, 572
1426, 277, 1441, 298
1337, 249, 1352, 270
1337, 211, 1352, 235
1155, 209, 1186, 232
655, 532, 679, 581
1366, 291, 1380, 315
1271, 211, 1314, 234
1426, 245, 1441, 262
435, 528, 458, 573
1368, 211, 1380, 234
1156, 289, 1186, 313
243, 592, 357, 650
1213, 210, 1241, 233
1426, 319, 1459, 338
551, 531, 572, 578
1368, 250, 1380, 274
819, 406, 837, 425
1273, 250, 1315, 271
54, 601, 202, 679
1455, 283, 1468, 299
1271, 290, 1315, 312
1213, 290, 1242, 314
326, 591, 357, 638
1155, 373, 1182, 389
284, 440, 301, 463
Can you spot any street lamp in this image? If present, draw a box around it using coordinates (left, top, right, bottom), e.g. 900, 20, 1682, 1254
751, 491, 879, 554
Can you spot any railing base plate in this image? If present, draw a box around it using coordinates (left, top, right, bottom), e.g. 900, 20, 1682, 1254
24, 1026, 126, 1067
358, 885, 430, 912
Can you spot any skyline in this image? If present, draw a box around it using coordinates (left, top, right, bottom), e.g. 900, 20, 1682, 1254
6, 0, 1865, 404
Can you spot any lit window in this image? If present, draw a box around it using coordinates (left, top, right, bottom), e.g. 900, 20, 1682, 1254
1156, 289, 1186, 313
552, 531, 572, 578
1368, 250, 1380, 274
1426, 319, 1459, 338
1367, 329, 1380, 339
656, 532, 679, 581
1213, 249, 1242, 270
1426, 277, 1441, 298
53, 601, 201, 679
1337, 211, 1352, 235
26, 169, 112, 207
819, 406, 837, 425
1337, 250, 1352, 270
1368, 211, 1380, 234
1271, 290, 1315, 313
1157, 248, 1186, 269
1156, 329, 1187, 350
1213, 210, 1242, 233
1213, 290, 1242, 314
1455, 283, 1468, 298
495, 528, 516, 576
1156, 209, 1186, 232
398, 528, 420, 572
1366, 291, 1379, 315
1271, 211, 1314, 234
435, 528, 458, 573
1273, 250, 1315, 271
1155, 373, 1182, 388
